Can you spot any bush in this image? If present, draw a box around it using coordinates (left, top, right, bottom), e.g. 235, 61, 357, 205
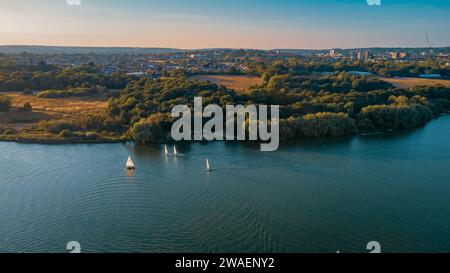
103, 117, 124, 133
36, 90, 69, 98
39, 120, 79, 134
80, 115, 105, 131
22, 89, 33, 95
2, 129, 16, 135
58, 129, 75, 138
84, 131, 100, 140
0, 95, 11, 112
36, 86, 108, 98
21, 103, 33, 112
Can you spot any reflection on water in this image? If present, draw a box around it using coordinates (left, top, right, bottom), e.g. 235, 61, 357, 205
0, 116, 450, 253
126, 169, 135, 178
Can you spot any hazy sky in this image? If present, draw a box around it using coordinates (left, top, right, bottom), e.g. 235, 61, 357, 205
0, 0, 449, 49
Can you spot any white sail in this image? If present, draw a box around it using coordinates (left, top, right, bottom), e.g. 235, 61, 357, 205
164, 145, 169, 155
206, 159, 210, 170
126, 156, 135, 169
173, 145, 178, 156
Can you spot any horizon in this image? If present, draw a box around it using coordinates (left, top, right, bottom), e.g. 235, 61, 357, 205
1, 0, 450, 49
1, 44, 449, 51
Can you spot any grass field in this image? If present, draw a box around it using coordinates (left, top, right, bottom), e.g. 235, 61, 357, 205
0, 92, 108, 130
380, 77, 450, 89
191, 75, 260, 92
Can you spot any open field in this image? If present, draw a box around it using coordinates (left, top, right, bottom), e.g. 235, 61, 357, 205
0, 92, 109, 134
380, 77, 450, 89
191, 75, 260, 92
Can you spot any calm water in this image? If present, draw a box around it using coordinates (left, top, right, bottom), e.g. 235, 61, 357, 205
1, 116, 450, 253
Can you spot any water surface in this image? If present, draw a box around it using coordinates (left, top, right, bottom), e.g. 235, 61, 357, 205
1, 116, 450, 253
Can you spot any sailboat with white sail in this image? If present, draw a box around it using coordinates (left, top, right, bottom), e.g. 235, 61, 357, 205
126, 156, 135, 170
164, 145, 169, 156
205, 158, 214, 172
173, 145, 178, 157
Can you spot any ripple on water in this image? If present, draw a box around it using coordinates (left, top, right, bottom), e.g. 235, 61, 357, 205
2, 118, 450, 253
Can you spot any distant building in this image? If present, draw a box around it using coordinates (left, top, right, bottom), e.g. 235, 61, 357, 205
357, 51, 363, 60
389, 52, 399, 59
389, 52, 408, 60
329, 49, 335, 57
357, 50, 371, 60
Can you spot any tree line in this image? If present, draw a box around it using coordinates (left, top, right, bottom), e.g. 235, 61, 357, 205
0, 62, 132, 93
3, 59, 450, 143
103, 68, 450, 143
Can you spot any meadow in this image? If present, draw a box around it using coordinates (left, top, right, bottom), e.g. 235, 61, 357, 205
0, 92, 111, 142
4, 92, 107, 121
380, 77, 450, 89
190, 75, 261, 92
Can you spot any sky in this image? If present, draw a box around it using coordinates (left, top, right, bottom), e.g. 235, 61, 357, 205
0, 0, 449, 49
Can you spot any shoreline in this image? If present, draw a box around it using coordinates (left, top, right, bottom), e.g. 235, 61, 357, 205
1, 112, 449, 146
0, 126, 435, 146
0, 136, 126, 145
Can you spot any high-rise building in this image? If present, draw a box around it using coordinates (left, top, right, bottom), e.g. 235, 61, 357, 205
356, 50, 371, 60
389, 52, 398, 59
389, 52, 407, 60
357, 51, 363, 60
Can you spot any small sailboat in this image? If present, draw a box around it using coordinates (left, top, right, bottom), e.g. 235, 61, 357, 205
173, 145, 178, 156
126, 156, 135, 170
205, 158, 214, 172
164, 145, 169, 156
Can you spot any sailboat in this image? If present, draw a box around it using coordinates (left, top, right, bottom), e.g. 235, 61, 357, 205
173, 145, 178, 156
126, 156, 135, 170
164, 145, 169, 156
205, 158, 214, 172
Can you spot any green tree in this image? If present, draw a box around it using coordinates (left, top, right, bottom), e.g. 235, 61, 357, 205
21, 102, 32, 112
0, 95, 11, 112
129, 113, 170, 143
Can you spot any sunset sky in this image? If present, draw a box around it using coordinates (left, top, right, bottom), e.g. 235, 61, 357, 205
0, 0, 449, 49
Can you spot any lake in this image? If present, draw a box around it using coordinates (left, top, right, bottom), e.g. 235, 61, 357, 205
1, 116, 450, 253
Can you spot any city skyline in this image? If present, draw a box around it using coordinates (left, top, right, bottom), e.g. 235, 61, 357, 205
0, 0, 450, 49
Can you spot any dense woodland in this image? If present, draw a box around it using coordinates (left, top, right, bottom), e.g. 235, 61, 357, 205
106, 61, 450, 143
0, 62, 131, 93
1, 58, 450, 143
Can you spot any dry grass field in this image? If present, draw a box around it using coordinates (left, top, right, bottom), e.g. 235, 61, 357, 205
191, 75, 261, 92
0, 92, 108, 130
380, 77, 450, 89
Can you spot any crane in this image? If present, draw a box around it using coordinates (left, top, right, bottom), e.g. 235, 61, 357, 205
425, 34, 434, 56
